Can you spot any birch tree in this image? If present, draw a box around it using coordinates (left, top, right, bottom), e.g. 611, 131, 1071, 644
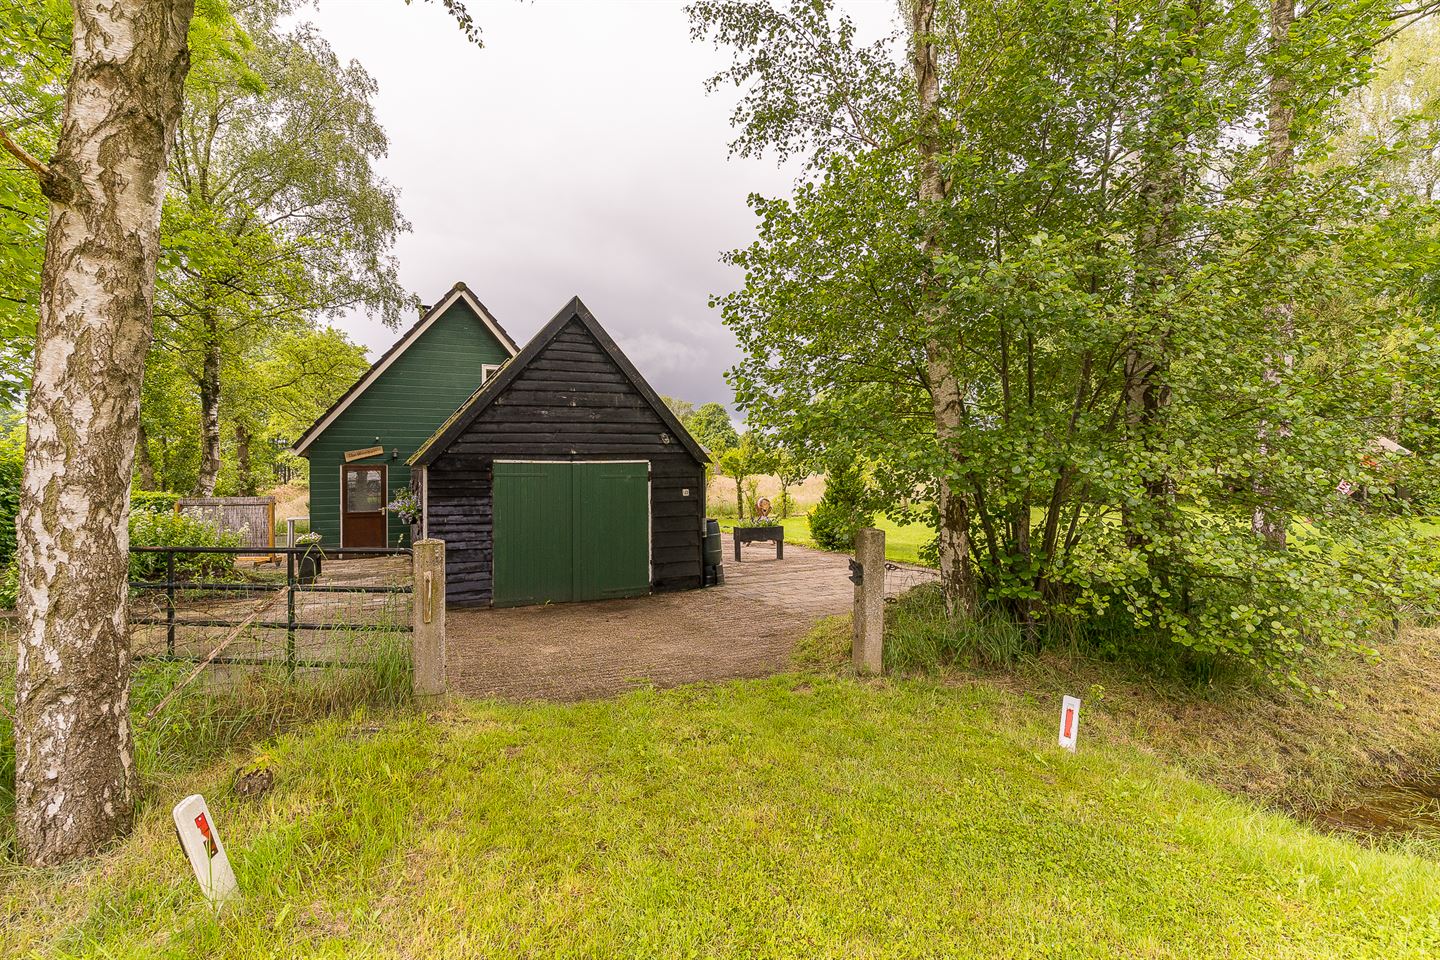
2, 0, 478, 866
2, 0, 198, 866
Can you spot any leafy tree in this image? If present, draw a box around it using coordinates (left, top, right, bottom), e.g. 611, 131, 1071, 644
220, 326, 369, 493
661, 395, 696, 421
693, 0, 1440, 681
715, 431, 771, 518
771, 445, 810, 518
682, 401, 739, 453
809, 456, 871, 551
156, 3, 414, 494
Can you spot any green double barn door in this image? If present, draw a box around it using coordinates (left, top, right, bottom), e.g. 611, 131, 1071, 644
492, 460, 651, 607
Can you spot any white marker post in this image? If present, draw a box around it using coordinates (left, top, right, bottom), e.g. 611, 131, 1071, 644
1058, 696, 1081, 752
173, 794, 238, 906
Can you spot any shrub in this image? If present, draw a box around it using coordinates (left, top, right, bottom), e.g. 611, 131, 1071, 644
131, 491, 183, 514
128, 509, 244, 581
809, 459, 872, 552
0, 425, 23, 566
0, 558, 17, 610
883, 583, 1026, 673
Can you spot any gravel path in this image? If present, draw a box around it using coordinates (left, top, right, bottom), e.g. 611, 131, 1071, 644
447, 534, 934, 701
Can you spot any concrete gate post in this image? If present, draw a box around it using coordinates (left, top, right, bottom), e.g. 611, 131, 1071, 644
412, 539, 447, 698
852, 527, 885, 674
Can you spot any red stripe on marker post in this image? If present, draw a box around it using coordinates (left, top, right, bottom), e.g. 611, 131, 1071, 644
1058, 696, 1081, 752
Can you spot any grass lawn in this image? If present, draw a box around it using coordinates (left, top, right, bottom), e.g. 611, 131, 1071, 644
4, 674, 1440, 958
721, 513, 937, 566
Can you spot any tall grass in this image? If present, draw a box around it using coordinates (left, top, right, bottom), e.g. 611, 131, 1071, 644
882, 582, 1238, 684
883, 584, 1028, 672
0, 625, 412, 862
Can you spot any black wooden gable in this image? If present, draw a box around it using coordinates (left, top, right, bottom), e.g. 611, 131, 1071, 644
411, 296, 708, 467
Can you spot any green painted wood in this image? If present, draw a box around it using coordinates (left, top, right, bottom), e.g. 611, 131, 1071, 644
491, 460, 649, 606
302, 299, 511, 549
573, 461, 650, 601
493, 461, 574, 607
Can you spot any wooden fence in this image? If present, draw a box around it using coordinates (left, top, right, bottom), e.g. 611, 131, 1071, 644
175, 496, 275, 552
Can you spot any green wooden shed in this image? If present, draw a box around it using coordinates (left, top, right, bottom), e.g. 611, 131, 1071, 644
290, 283, 518, 550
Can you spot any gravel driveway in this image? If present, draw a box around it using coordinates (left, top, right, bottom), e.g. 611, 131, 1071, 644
446, 534, 930, 701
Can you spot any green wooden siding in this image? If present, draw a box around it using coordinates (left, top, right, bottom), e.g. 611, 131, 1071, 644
492, 460, 650, 607
303, 299, 511, 548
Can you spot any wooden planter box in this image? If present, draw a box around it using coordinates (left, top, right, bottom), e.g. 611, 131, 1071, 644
733, 525, 784, 561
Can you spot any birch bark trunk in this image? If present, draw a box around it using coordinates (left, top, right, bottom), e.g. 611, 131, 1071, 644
14, 0, 194, 865
907, 0, 977, 616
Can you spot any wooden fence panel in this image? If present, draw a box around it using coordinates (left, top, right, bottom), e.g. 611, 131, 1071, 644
175, 497, 276, 551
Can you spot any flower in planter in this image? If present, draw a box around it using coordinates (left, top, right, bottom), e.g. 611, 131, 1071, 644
388, 487, 421, 525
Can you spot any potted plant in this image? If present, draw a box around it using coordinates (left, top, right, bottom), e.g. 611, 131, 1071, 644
296, 531, 324, 584
388, 486, 422, 545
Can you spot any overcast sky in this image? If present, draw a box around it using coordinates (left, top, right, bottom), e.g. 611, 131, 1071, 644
306, 0, 898, 414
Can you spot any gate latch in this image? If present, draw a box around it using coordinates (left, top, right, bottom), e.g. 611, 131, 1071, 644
847, 559, 863, 585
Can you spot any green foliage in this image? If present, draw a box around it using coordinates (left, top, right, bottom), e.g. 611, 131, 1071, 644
0, 0, 66, 403
693, 0, 1440, 685
682, 402, 739, 453
0, 558, 17, 611
883, 584, 1026, 673
130, 491, 182, 514
149, 4, 413, 495
808, 458, 871, 551
661, 395, 696, 422
127, 509, 244, 582
715, 431, 772, 518
0, 420, 23, 566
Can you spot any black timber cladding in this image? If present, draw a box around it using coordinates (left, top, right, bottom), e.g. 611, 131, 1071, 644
418, 297, 710, 606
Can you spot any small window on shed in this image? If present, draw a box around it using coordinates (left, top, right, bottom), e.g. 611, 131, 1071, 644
481, 363, 501, 382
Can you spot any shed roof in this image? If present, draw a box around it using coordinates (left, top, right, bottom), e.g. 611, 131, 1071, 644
410, 296, 709, 466
290, 283, 518, 456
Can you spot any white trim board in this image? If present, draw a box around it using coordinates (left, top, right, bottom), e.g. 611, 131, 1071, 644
291, 286, 518, 456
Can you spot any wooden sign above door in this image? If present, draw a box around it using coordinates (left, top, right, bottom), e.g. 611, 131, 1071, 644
344, 445, 385, 462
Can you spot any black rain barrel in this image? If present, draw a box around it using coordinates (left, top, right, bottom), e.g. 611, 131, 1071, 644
704, 518, 723, 585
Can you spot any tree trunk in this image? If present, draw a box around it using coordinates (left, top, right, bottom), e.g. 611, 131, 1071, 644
908, 0, 978, 617
15, 0, 195, 866
734, 475, 745, 519
134, 422, 158, 490
195, 315, 221, 496
1253, 0, 1295, 547
235, 422, 254, 495
1122, 2, 1196, 563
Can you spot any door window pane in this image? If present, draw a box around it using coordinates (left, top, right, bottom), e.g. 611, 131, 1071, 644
347, 468, 384, 513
